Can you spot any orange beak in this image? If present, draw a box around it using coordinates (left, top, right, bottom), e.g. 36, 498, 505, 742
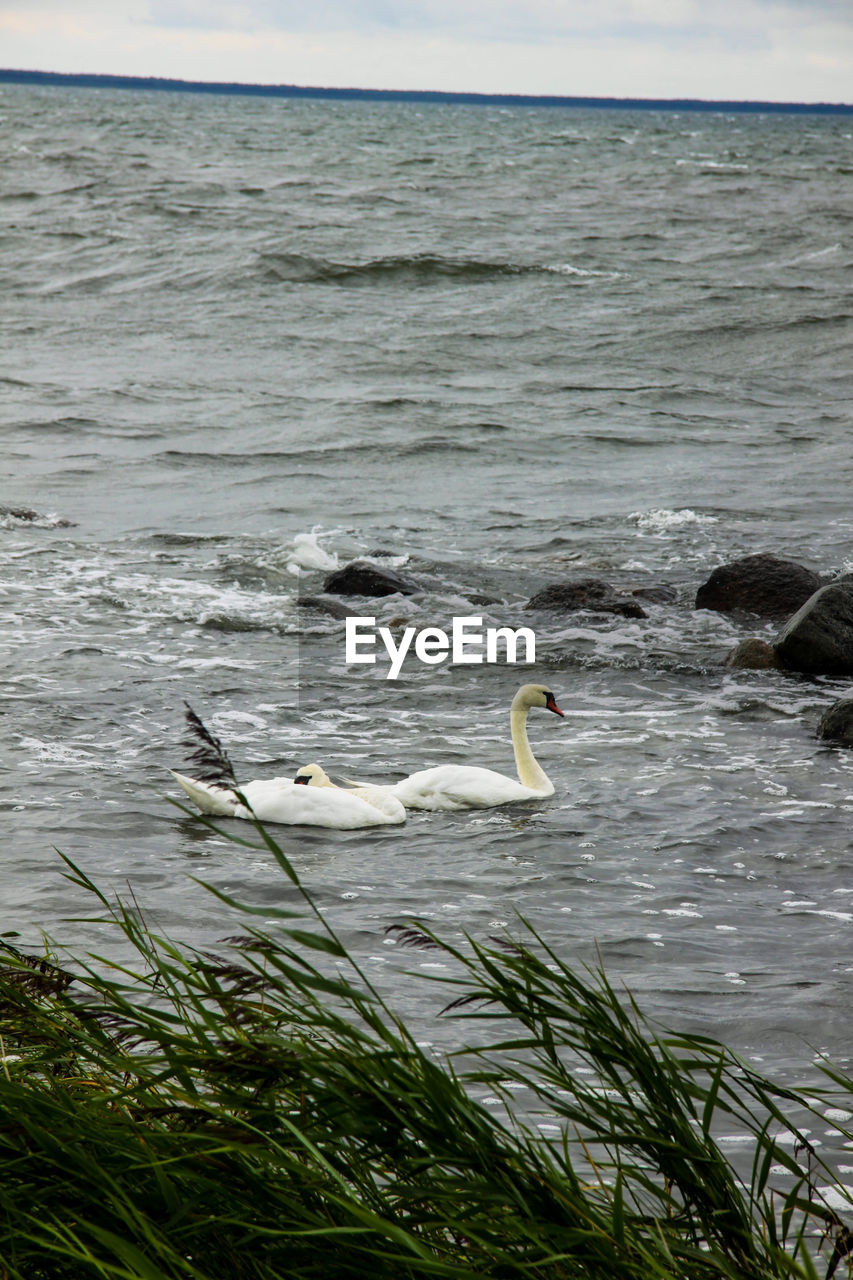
546, 693, 565, 717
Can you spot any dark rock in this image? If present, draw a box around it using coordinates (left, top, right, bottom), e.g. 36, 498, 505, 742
816, 698, 853, 746
298, 595, 360, 619
1, 504, 75, 528
774, 580, 853, 675
323, 559, 416, 597
725, 639, 784, 670
526, 578, 648, 619
695, 554, 820, 618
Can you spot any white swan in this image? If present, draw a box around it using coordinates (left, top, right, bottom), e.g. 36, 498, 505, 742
170, 766, 406, 828
294, 763, 407, 824
347, 683, 564, 811
170, 705, 405, 829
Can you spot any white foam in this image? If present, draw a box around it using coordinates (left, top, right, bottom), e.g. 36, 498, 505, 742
18, 737, 98, 766
629, 508, 718, 531
544, 263, 623, 280
286, 529, 340, 575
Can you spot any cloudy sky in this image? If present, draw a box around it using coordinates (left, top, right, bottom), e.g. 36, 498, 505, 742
1, 0, 851, 104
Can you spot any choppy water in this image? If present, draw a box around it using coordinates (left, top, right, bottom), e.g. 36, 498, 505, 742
3, 85, 853, 1147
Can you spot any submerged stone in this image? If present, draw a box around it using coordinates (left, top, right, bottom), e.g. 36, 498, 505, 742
631, 584, 678, 605
298, 595, 360, 619
816, 698, 853, 746
526, 577, 647, 618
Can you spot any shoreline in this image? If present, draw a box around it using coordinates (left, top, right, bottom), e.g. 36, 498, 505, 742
2, 67, 851, 115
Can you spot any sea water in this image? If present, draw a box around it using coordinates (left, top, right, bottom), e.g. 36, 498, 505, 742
2, 86, 853, 1142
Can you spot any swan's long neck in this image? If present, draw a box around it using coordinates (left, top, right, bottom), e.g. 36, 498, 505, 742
510, 692, 553, 794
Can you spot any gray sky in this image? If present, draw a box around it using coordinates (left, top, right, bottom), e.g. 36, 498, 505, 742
1, 0, 852, 102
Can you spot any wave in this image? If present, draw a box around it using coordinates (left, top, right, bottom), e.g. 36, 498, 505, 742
257, 251, 614, 287
629, 508, 719, 532
200, 614, 289, 636
0, 181, 99, 201
158, 435, 486, 468
149, 533, 231, 546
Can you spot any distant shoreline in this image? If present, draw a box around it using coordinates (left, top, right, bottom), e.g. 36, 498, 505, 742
1, 67, 851, 114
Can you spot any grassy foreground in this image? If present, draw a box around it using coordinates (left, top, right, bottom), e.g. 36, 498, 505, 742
0, 816, 851, 1279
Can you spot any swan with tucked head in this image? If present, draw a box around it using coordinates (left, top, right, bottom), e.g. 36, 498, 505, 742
170, 707, 405, 829
342, 683, 565, 811
294, 763, 407, 824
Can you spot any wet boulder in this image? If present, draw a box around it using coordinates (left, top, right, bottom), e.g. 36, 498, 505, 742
774, 580, 853, 676
526, 578, 647, 619
695, 554, 821, 619
724, 639, 785, 670
816, 698, 853, 746
323, 559, 416, 597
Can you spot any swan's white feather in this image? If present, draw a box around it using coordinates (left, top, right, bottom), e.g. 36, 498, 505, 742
391, 764, 551, 811
170, 769, 405, 828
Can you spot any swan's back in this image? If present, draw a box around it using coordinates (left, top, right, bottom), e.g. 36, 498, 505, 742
171, 770, 404, 828
298, 763, 407, 822
243, 779, 404, 828
392, 764, 551, 811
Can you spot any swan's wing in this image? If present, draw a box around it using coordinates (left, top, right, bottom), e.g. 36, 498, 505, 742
242, 779, 405, 828
309, 773, 404, 821
293, 786, 404, 827
393, 766, 536, 811
347, 783, 407, 821
436, 769, 537, 809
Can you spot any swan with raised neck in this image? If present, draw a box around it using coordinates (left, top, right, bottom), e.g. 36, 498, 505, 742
335, 683, 565, 811
509, 683, 562, 793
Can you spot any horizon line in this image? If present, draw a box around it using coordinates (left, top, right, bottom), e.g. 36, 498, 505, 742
1, 67, 851, 114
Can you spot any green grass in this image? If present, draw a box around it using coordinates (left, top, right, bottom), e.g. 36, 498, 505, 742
0, 811, 851, 1279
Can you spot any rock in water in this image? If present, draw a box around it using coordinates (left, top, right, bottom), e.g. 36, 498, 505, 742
774, 580, 853, 676
323, 559, 416, 597
526, 578, 647, 618
631, 585, 678, 605
695, 554, 821, 618
816, 698, 853, 746
725, 639, 784, 670
298, 595, 360, 619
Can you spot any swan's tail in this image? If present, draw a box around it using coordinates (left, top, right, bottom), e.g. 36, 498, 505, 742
181, 702, 238, 786
169, 770, 240, 817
